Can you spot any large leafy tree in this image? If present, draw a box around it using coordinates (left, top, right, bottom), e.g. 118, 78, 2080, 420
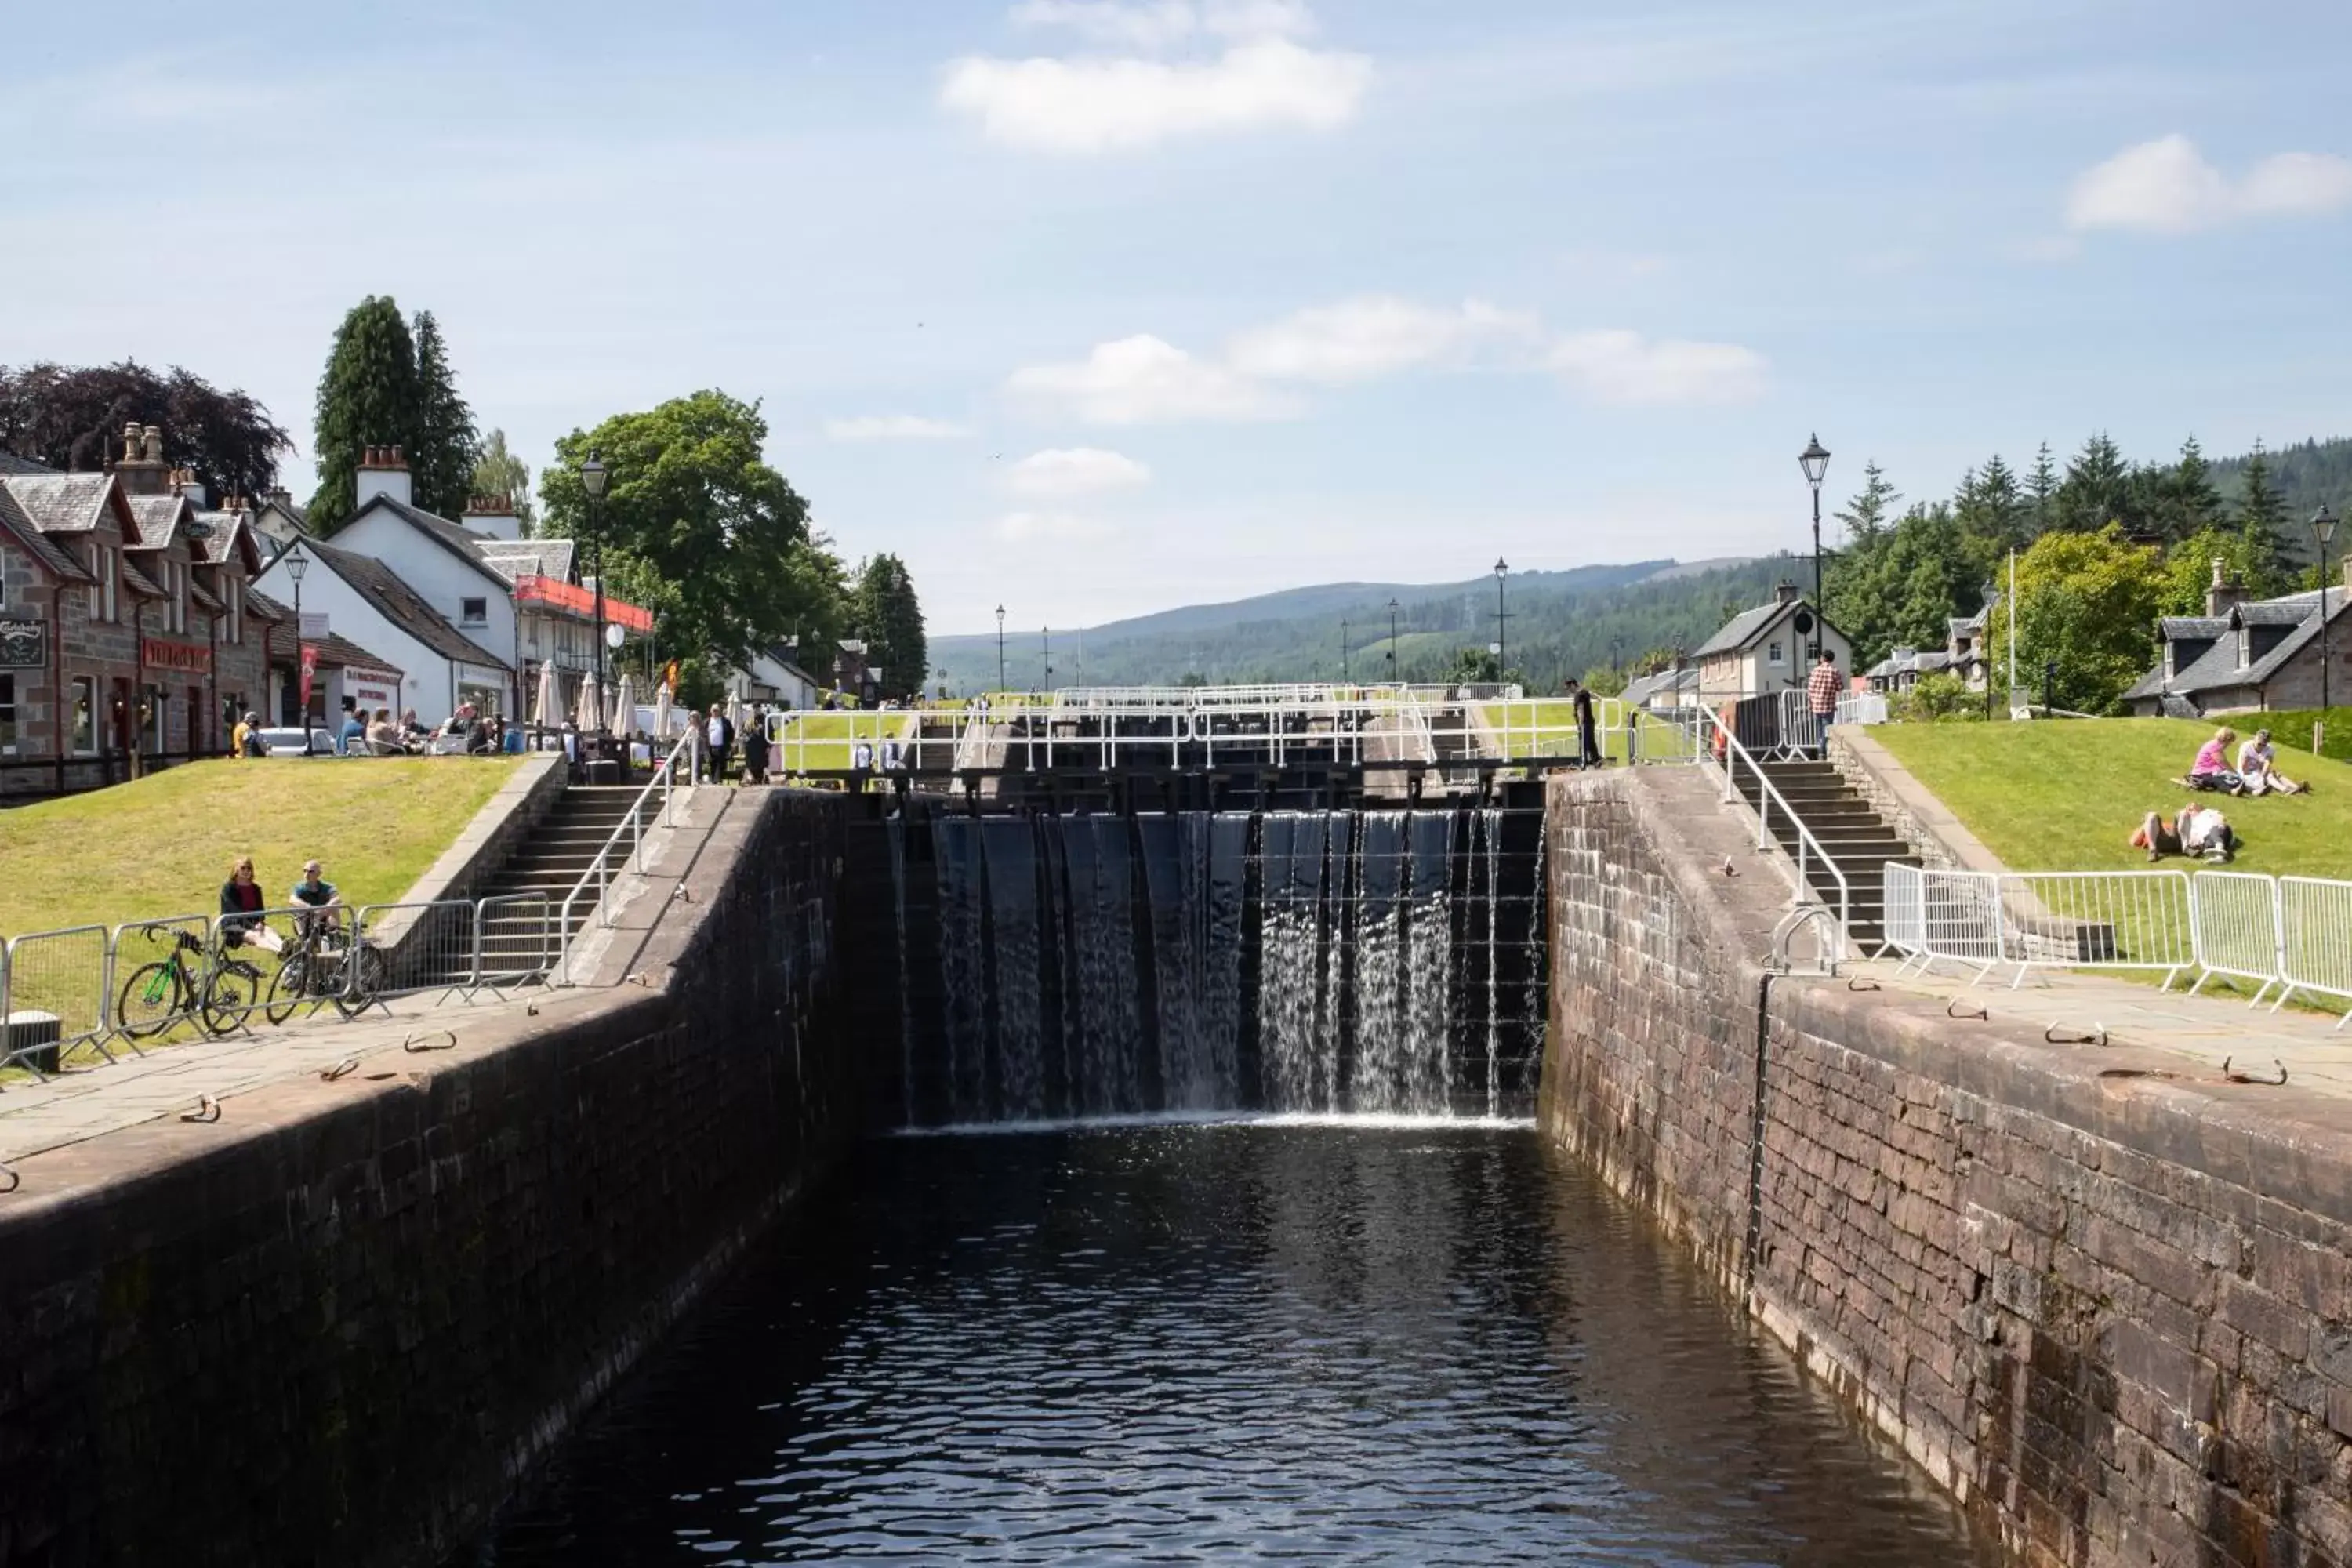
850, 553, 930, 701
0, 360, 292, 500
472, 427, 535, 531
1984, 524, 2167, 714
540, 390, 844, 673
309, 296, 421, 532
409, 310, 479, 517
2159, 525, 2285, 619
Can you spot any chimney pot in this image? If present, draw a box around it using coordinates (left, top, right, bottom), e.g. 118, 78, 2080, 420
1774, 579, 1802, 606
143, 425, 163, 463
2212, 557, 2226, 589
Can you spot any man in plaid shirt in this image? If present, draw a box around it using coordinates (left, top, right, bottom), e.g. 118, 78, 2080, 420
1806, 649, 1842, 753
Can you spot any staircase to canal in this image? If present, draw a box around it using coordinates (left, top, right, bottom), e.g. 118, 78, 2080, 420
1732, 758, 1914, 953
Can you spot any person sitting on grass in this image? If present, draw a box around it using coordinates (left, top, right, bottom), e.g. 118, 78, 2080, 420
218, 855, 283, 953
289, 859, 345, 945
2235, 728, 2307, 796
2180, 726, 2245, 794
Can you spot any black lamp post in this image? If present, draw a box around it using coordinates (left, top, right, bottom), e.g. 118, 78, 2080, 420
580, 449, 610, 742
1493, 557, 1510, 678
996, 604, 1007, 693
283, 543, 309, 727
1041, 626, 1053, 692
1800, 434, 1831, 659
2315, 505, 2340, 713
1341, 618, 1350, 683
1387, 597, 1400, 683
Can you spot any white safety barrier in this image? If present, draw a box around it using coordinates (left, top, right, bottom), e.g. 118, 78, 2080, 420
2278, 877, 2352, 1026
2187, 872, 2285, 1004
2000, 871, 2196, 989
1835, 691, 1889, 727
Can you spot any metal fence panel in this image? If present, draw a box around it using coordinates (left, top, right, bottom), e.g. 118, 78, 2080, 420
3, 924, 116, 1073
474, 894, 561, 992
106, 915, 218, 1047
1918, 870, 2004, 978
2276, 877, 2352, 1025
1997, 871, 2195, 988
350, 900, 477, 1007
1881, 863, 1926, 960
2189, 871, 2285, 1000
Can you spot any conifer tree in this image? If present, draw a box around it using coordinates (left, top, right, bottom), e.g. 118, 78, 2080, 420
2056, 432, 2134, 532
851, 554, 930, 701
308, 296, 419, 533
2028, 442, 2058, 535
409, 311, 479, 519
1833, 460, 1900, 543
2236, 438, 2294, 584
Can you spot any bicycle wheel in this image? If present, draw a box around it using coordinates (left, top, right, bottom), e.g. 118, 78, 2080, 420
263, 954, 312, 1025
201, 963, 260, 1036
114, 960, 183, 1040
335, 946, 388, 1019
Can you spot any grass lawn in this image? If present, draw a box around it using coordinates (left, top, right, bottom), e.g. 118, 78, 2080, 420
1477, 700, 1634, 761
1870, 718, 2352, 880
769, 712, 921, 772
0, 757, 522, 938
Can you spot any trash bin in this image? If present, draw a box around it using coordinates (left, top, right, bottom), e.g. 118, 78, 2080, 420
585, 758, 624, 786
4, 1010, 63, 1076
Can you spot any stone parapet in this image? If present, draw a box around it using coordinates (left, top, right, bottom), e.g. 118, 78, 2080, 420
1543, 766, 2352, 1568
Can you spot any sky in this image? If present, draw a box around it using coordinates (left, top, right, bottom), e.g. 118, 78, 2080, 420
5, 0, 2351, 636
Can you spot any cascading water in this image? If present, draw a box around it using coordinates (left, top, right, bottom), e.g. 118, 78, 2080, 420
888, 808, 1544, 1127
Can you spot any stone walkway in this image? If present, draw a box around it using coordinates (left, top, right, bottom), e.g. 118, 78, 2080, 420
0, 989, 590, 1166
1846, 955, 2352, 1097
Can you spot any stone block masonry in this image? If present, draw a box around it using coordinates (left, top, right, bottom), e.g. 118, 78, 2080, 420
0, 789, 858, 1568
1543, 766, 2352, 1568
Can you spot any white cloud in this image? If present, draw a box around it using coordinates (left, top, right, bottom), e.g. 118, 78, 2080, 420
1007, 0, 1315, 48
1007, 334, 1300, 424
1007, 447, 1154, 499
1548, 331, 1768, 405
1225, 296, 1538, 384
940, 38, 1370, 154
2067, 135, 2352, 234
998, 510, 1114, 542
822, 415, 973, 441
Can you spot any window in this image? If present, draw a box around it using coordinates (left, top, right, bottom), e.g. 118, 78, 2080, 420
0, 673, 14, 753
1767, 640, 1784, 665
143, 685, 166, 753
70, 676, 97, 753
461, 597, 488, 626
102, 547, 118, 622
171, 561, 187, 633
227, 576, 242, 644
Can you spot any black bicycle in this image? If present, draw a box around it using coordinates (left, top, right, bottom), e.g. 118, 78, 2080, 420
263, 917, 387, 1025
115, 927, 264, 1040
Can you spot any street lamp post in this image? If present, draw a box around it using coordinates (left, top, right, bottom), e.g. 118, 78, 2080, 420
1388, 597, 1400, 684
580, 450, 610, 746
1493, 558, 1510, 678
283, 543, 309, 728
1610, 634, 1624, 674
1042, 626, 1053, 692
996, 604, 1007, 694
1341, 618, 1349, 684
1800, 434, 1831, 659
2315, 506, 2340, 714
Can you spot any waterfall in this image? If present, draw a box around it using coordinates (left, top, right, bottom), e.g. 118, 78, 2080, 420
889, 808, 1545, 1127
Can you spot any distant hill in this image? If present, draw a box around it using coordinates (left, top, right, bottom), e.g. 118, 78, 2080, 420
2211, 436, 2352, 557
934, 555, 1801, 690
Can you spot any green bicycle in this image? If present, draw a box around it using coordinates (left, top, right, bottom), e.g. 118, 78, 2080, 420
115, 927, 264, 1040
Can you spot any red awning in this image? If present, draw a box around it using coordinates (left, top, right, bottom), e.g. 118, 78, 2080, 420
513, 574, 654, 633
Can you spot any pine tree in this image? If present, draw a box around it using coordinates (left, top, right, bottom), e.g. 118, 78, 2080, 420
1833, 460, 1900, 543
471, 429, 536, 532
308, 296, 419, 533
409, 311, 478, 518
2165, 436, 2223, 541
850, 554, 929, 701
2236, 438, 2294, 584
2028, 442, 2057, 536
2056, 433, 2133, 533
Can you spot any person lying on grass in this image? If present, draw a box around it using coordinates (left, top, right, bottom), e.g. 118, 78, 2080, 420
2132, 804, 2237, 864
2235, 729, 2308, 797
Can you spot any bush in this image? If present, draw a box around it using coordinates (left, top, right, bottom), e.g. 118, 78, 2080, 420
1889, 672, 1988, 723
2249, 709, 2352, 761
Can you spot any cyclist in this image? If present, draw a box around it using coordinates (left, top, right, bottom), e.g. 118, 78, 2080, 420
289, 860, 346, 946
219, 855, 282, 953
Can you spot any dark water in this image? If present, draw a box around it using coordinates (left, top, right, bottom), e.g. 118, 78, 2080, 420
481, 1123, 1996, 1565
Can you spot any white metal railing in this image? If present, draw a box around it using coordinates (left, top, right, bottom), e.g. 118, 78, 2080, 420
2278, 877, 2352, 1020
2187, 871, 2284, 1004
1835, 691, 1890, 727
1697, 701, 1851, 949
560, 731, 698, 979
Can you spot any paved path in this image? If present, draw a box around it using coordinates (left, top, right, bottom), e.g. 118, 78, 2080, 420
1846, 956, 2352, 1097
0, 990, 588, 1167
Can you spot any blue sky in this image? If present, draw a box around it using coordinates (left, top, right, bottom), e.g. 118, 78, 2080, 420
5, 0, 2350, 634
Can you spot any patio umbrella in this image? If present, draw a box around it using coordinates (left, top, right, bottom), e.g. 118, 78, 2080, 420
613, 673, 637, 739
727, 691, 749, 740
653, 678, 673, 740
531, 661, 560, 728
574, 667, 602, 732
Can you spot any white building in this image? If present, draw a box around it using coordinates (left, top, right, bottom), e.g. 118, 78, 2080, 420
730, 644, 825, 710
1692, 583, 1856, 704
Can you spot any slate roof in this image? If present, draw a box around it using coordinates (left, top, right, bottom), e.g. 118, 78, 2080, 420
299, 538, 511, 672
347, 494, 514, 591
121, 558, 165, 599
0, 482, 92, 581
474, 536, 576, 586
1621, 667, 1699, 707
245, 586, 292, 624
2158, 616, 2229, 640
191, 509, 263, 569
0, 473, 112, 533
1867, 648, 1956, 680
0, 451, 56, 475
125, 493, 191, 550
2124, 587, 2350, 703
1693, 596, 1849, 661
263, 619, 405, 676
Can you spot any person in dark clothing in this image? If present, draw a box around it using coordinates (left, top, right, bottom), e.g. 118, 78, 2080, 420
705, 703, 735, 782
741, 712, 771, 786
218, 855, 278, 952
1566, 678, 1601, 768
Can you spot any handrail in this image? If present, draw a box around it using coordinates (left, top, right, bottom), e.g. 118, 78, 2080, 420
1697, 702, 1851, 953
560, 730, 698, 982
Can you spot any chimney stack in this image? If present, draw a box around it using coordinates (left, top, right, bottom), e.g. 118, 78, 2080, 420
116, 421, 171, 495
354, 444, 413, 510
461, 493, 521, 541
1774, 579, 1802, 606
2206, 557, 2249, 618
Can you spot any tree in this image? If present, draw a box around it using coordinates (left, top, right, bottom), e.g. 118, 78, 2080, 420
1955, 453, 2028, 556
1446, 648, 1502, 684
1984, 524, 2167, 715
1577, 664, 1627, 698
2028, 442, 2058, 535
2235, 438, 2294, 585
1834, 461, 1901, 545
2055, 433, 2137, 534
2159, 525, 2284, 619
309, 296, 421, 532
409, 311, 478, 518
540, 390, 843, 673
472, 429, 536, 531
2155, 437, 2224, 543
1889, 671, 1986, 723
0, 360, 292, 500
850, 553, 929, 702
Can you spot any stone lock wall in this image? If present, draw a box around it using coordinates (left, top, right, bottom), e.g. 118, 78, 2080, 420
1543, 766, 2352, 1568
0, 789, 860, 1568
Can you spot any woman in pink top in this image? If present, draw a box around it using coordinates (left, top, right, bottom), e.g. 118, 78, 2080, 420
2187, 727, 2242, 793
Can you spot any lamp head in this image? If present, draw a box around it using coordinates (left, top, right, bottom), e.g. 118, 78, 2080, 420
2314, 504, 2339, 550
579, 449, 608, 500
283, 544, 308, 583
1800, 434, 1831, 490
1494, 557, 1508, 580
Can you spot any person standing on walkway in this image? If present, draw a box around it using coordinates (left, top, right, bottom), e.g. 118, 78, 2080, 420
1806, 650, 1842, 755
1566, 678, 1600, 768
741, 710, 771, 786
705, 703, 735, 783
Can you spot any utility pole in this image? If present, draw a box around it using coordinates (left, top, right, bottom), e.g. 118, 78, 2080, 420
995, 604, 1006, 693
1493, 558, 1510, 678
1341, 618, 1349, 683
1388, 598, 1400, 684
1042, 626, 1053, 693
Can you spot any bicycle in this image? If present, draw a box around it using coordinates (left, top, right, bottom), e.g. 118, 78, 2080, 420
115, 927, 264, 1040
263, 915, 387, 1024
